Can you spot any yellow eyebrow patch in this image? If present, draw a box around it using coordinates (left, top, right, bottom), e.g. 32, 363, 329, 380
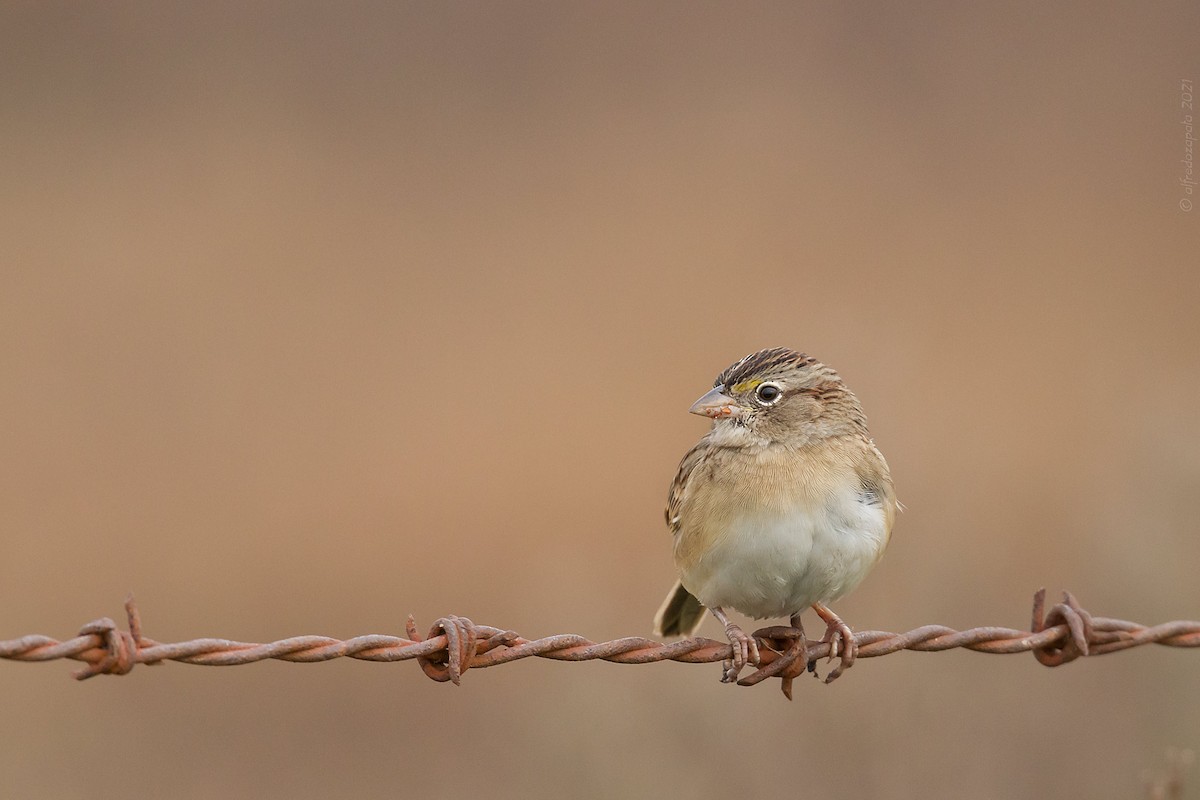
730, 379, 763, 394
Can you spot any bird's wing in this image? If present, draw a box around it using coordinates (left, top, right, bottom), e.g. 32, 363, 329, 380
856, 438, 898, 547
665, 438, 711, 536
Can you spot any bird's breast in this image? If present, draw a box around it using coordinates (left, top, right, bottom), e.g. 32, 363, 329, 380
672, 443, 890, 619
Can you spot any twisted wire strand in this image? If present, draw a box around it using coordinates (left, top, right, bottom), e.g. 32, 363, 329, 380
2, 590, 1198, 698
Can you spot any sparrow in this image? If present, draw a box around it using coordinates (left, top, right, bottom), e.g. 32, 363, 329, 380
653, 347, 896, 684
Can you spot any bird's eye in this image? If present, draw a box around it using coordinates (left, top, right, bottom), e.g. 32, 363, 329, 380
755, 383, 782, 404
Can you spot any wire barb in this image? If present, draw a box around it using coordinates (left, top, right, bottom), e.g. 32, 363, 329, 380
2, 590, 1198, 698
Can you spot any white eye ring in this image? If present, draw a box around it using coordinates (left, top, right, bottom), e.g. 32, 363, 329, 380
755, 382, 782, 405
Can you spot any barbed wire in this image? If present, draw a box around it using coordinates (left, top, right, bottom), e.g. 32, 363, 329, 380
2, 590, 1198, 699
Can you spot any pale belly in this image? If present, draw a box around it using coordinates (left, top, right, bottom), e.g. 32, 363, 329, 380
676, 490, 888, 620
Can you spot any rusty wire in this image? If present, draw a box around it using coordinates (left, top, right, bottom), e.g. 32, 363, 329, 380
2, 590, 1198, 699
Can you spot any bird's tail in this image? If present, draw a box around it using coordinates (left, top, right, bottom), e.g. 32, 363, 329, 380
652, 580, 707, 637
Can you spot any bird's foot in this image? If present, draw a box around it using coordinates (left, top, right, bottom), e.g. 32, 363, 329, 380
719, 621, 760, 683
813, 602, 856, 684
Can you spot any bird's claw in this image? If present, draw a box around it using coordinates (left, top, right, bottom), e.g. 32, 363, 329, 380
720, 623, 760, 683
817, 613, 856, 684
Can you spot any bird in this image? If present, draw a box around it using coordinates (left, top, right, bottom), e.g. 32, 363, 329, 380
652, 346, 896, 685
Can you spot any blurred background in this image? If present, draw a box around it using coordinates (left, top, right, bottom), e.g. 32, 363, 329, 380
2, 3, 1198, 798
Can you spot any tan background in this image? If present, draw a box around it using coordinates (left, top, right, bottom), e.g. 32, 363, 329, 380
2, 4, 1199, 798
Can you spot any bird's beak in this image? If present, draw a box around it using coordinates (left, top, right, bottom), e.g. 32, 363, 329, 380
689, 386, 742, 419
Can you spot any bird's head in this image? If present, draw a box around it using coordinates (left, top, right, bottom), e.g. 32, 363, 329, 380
689, 347, 866, 444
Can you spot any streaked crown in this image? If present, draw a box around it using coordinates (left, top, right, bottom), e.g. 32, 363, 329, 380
715, 347, 820, 389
